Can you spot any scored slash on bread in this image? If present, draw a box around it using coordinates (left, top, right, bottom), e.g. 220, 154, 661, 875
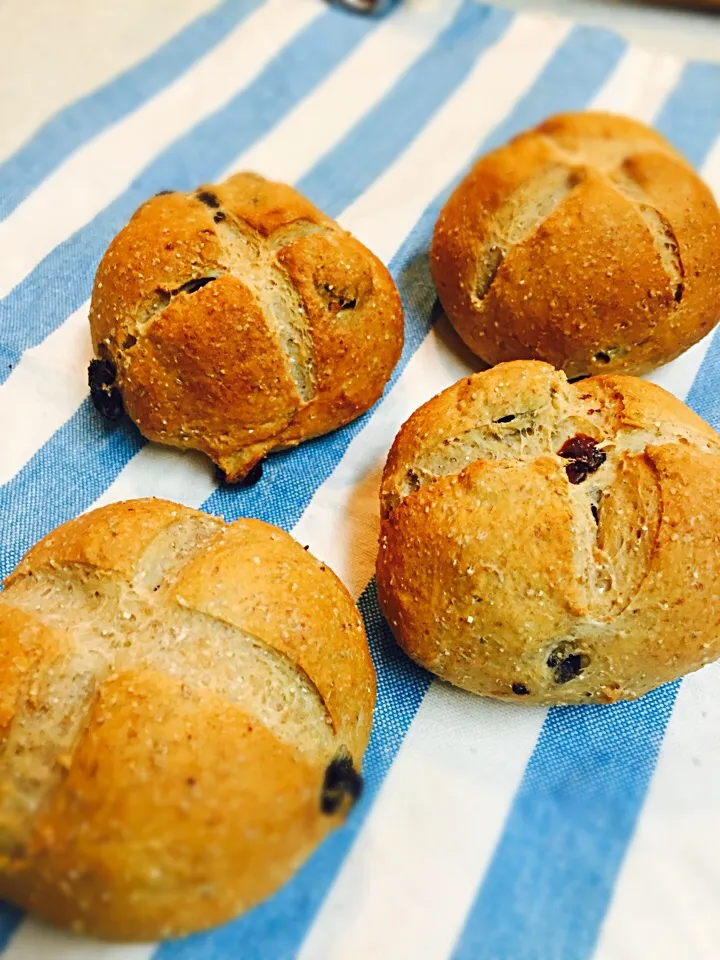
377, 360, 720, 705
0, 499, 375, 940
88, 174, 404, 482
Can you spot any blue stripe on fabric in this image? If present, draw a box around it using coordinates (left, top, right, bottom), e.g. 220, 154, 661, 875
298, 0, 510, 218
154, 27, 626, 960
0, 904, 23, 953
654, 61, 720, 168
0, 403, 145, 581
452, 689, 680, 960
0, 2, 510, 582
685, 336, 720, 430
0, 6, 376, 385
451, 62, 720, 960
0, 0, 263, 220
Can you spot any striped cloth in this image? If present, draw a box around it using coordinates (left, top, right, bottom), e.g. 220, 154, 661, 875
1, 1, 720, 957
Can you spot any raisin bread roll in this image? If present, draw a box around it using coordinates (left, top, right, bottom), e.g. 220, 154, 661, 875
89, 174, 404, 482
377, 360, 720, 705
431, 112, 720, 378
0, 499, 375, 940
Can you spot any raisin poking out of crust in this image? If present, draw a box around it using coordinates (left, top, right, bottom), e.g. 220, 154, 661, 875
321, 750, 363, 815
547, 644, 589, 684
558, 433, 606, 484
88, 358, 124, 423
322, 285, 357, 314
239, 460, 264, 488
512, 682, 530, 695
215, 460, 264, 488
196, 190, 220, 209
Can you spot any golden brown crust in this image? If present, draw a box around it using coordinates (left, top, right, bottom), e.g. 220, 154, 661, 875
274, 231, 402, 447
0, 499, 375, 939
4, 671, 326, 941
537, 111, 680, 156
430, 111, 720, 378
172, 519, 375, 761
378, 457, 583, 698
120, 275, 303, 464
377, 360, 720, 705
90, 173, 404, 481
9, 498, 214, 584
0, 608, 62, 737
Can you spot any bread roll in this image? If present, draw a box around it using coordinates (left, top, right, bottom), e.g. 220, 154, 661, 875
89, 174, 404, 482
431, 112, 720, 378
0, 499, 375, 940
377, 360, 720, 705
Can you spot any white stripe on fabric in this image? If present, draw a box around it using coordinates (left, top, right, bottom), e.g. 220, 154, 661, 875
226, 0, 463, 183
293, 319, 481, 596
2, 923, 153, 960
94, 446, 216, 512
593, 137, 720, 960
0, 0, 460, 489
299, 695, 532, 960
0, 0, 320, 301
340, 14, 570, 263
300, 679, 545, 960
594, 661, 720, 960
296, 44, 686, 960
294, 323, 548, 960
0, 307, 90, 487
591, 47, 683, 118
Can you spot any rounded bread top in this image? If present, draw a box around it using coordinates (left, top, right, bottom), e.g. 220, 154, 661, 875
430, 111, 720, 378
378, 360, 720, 704
90, 174, 404, 480
0, 498, 375, 938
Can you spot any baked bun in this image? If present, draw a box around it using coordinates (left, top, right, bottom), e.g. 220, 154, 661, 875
89, 173, 403, 482
377, 360, 720, 705
0, 499, 375, 940
430, 112, 720, 378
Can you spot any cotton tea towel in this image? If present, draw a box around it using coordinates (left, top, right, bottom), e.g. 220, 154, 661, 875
1, 1, 720, 957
